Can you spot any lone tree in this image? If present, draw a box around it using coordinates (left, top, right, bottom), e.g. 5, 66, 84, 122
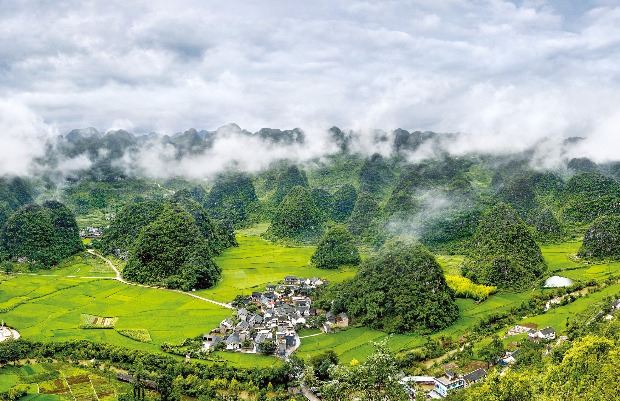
311, 225, 361, 269
578, 215, 620, 259
264, 186, 324, 242
336, 239, 459, 333
462, 202, 546, 290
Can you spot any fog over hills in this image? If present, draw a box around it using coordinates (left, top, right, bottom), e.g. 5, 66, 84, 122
1, 1, 620, 178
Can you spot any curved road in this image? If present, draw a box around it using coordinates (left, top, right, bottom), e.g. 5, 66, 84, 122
87, 249, 234, 309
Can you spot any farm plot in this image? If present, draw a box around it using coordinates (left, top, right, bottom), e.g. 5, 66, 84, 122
80, 314, 118, 329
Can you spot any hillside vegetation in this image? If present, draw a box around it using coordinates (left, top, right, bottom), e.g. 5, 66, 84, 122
0, 201, 83, 267
578, 215, 620, 260
311, 225, 361, 269
462, 202, 546, 290
123, 203, 221, 290
330, 240, 459, 333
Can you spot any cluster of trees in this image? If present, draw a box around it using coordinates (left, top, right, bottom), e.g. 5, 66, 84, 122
303, 344, 411, 401
97, 197, 235, 290
0, 338, 296, 401
325, 240, 459, 333
0, 201, 83, 268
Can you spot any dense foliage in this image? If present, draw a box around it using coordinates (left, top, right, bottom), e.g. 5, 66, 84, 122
98, 198, 234, 257
331, 240, 459, 333
358, 153, 394, 194
533, 208, 563, 243
448, 313, 620, 401
330, 184, 358, 222
578, 215, 620, 259
347, 192, 384, 245
496, 171, 563, 220
0, 201, 83, 267
562, 172, 620, 222
305, 344, 410, 401
311, 225, 361, 269
462, 202, 546, 290
98, 199, 166, 256
204, 172, 258, 227
123, 203, 221, 290
0, 176, 33, 228
0, 339, 295, 400
264, 186, 324, 242
273, 165, 308, 204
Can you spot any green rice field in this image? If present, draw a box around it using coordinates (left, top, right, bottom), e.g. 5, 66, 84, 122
3, 228, 620, 365
196, 229, 358, 302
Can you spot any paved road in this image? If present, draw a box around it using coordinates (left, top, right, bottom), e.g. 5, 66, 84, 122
87, 249, 234, 309
301, 384, 321, 401
299, 332, 324, 339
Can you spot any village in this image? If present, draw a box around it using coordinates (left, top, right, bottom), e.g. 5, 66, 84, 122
202, 276, 349, 359
401, 324, 558, 399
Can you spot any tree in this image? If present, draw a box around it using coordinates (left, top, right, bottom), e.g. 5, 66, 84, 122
157, 372, 179, 401
479, 335, 504, 366
311, 225, 360, 269
310, 350, 339, 381
258, 340, 276, 355
320, 342, 409, 401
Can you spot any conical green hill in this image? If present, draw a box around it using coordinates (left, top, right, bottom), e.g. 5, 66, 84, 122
311, 225, 360, 269
578, 215, 620, 260
462, 202, 546, 289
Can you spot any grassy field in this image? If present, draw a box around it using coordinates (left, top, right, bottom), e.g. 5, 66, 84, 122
4, 231, 620, 367
540, 240, 620, 282
0, 274, 231, 352
196, 228, 358, 303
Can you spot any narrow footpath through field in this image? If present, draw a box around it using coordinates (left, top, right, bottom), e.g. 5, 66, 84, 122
86, 249, 234, 309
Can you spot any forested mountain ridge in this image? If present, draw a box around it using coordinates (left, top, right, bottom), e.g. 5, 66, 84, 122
2, 125, 620, 400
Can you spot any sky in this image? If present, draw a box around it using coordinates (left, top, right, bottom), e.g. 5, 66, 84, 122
1, 0, 619, 163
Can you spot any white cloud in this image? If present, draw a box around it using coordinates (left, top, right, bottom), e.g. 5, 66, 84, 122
0, 0, 619, 166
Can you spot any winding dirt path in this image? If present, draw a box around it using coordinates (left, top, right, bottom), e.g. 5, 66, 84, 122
86, 249, 234, 309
